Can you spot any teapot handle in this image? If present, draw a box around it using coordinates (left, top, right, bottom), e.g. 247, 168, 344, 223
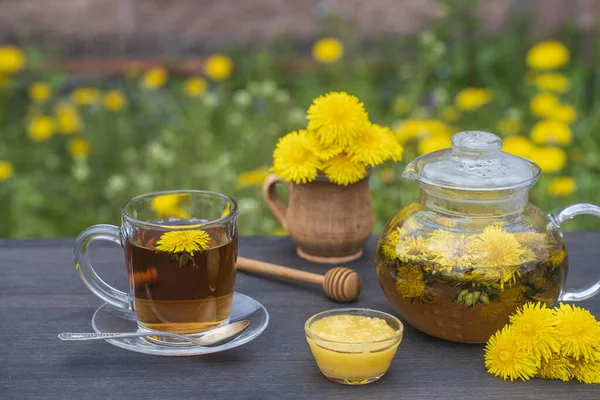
552, 203, 600, 302
262, 173, 288, 231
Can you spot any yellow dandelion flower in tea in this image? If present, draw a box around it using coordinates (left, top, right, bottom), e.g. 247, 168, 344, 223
537, 353, 574, 381
184, 77, 208, 98
348, 124, 403, 166
528, 146, 566, 173
305, 130, 344, 160
0, 160, 14, 182
510, 302, 560, 362
418, 134, 451, 155
67, 138, 90, 159
28, 82, 51, 104
549, 176, 576, 197
527, 40, 570, 70
552, 104, 578, 125
312, 37, 344, 64
203, 54, 234, 82
307, 92, 370, 147
572, 353, 600, 384
395, 264, 427, 299
534, 73, 571, 93
141, 67, 168, 90
529, 93, 559, 118
103, 90, 126, 112
548, 250, 566, 267
441, 106, 461, 123
514, 231, 551, 255
497, 119, 521, 136
71, 87, 99, 105
425, 230, 474, 272
381, 228, 401, 260
151, 194, 191, 219
323, 153, 366, 186
502, 136, 535, 159
531, 119, 572, 146
272, 130, 321, 184
0, 46, 25, 74
484, 326, 538, 381
28, 115, 55, 142
55, 103, 82, 135
156, 230, 211, 255
554, 303, 600, 361
455, 88, 493, 112
236, 167, 270, 189
396, 235, 428, 264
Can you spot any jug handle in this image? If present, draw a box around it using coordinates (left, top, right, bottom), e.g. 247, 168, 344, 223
262, 173, 288, 231
552, 203, 600, 302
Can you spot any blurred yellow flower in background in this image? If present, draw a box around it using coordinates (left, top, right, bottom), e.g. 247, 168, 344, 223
141, 67, 168, 90
28, 82, 51, 104
497, 119, 522, 136
67, 138, 90, 159
395, 119, 450, 144
103, 90, 126, 112
236, 167, 270, 189
549, 176, 576, 197
71, 87, 99, 105
0, 46, 25, 74
531, 120, 572, 146
534, 73, 571, 93
418, 134, 451, 155
312, 37, 344, 64
502, 136, 535, 159
529, 146, 567, 173
551, 104, 578, 125
55, 103, 82, 135
203, 54, 233, 82
527, 41, 570, 70
184, 77, 208, 98
392, 96, 412, 115
0, 160, 14, 182
271, 228, 288, 236
441, 106, 461, 122
151, 194, 191, 219
455, 88, 493, 111
27, 115, 55, 142
530, 93, 559, 118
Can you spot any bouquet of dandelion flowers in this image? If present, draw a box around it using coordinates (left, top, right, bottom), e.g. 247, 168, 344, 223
271, 91, 404, 186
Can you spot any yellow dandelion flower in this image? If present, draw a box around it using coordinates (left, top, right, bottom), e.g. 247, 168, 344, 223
396, 235, 428, 264
537, 353, 574, 381
305, 130, 344, 160
514, 231, 551, 255
527, 41, 570, 70
484, 326, 539, 381
548, 250, 566, 267
573, 353, 600, 384
441, 106, 461, 122
184, 76, 208, 98
348, 123, 403, 166
312, 37, 344, 64
531, 119, 572, 146
510, 302, 560, 362
549, 176, 576, 197
272, 130, 321, 184
455, 88, 493, 111
103, 90, 126, 112
323, 153, 366, 186
203, 54, 234, 82
67, 138, 90, 159
71, 87, 99, 105
530, 93, 559, 118
554, 303, 600, 361
28, 115, 55, 142
418, 134, 451, 155
534, 72, 571, 93
141, 67, 168, 90
307, 91, 370, 147
425, 230, 474, 272
395, 263, 427, 299
0, 46, 25, 74
528, 146, 567, 173
28, 82, 51, 104
381, 228, 401, 260
392, 96, 412, 115
502, 136, 535, 159
551, 104, 578, 125
151, 194, 191, 219
236, 167, 270, 189
55, 103, 82, 135
156, 230, 210, 255
0, 160, 14, 182
497, 119, 521, 136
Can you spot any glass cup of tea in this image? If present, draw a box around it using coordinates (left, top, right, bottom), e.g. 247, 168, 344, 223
74, 190, 238, 338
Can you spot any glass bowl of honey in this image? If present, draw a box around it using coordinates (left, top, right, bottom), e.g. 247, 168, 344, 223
304, 308, 403, 385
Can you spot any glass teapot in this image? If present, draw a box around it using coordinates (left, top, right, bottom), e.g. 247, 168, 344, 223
375, 131, 600, 343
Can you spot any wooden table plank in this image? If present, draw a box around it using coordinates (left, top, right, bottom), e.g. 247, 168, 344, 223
1, 233, 600, 399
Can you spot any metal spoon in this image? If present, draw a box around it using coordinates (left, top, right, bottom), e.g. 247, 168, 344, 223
58, 320, 250, 347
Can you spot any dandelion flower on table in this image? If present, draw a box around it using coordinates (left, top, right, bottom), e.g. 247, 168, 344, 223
183, 77, 208, 98
572, 352, 600, 384
455, 87, 493, 111
28, 82, 51, 104
0, 160, 14, 182
203, 54, 233, 82
418, 134, 451, 155
528, 146, 567, 173
307, 92, 370, 147
537, 353, 574, 381
497, 119, 521, 136
0, 46, 25, 74
55, 103, 82, 135
141, 67, 168, 90
348, 124, 403, 166
67, 138, 90, 159
395, 263, 427, 299
530, 93, 559, 118
509, 302, 560, 362
534, 73, 571, 93
312, 37, 344, 64
28, 115, 55, 142
236, 168, 270, 189
527, 41, 570, 70
156, 230, 211, 255
549, 176, 576, 197
554, 303, 600, 361
531, 120, 572, 146
70, 87, 99, 106
502, 136, 535, 159
552, 104, 578, 125
323, 153, 366, 186
103, 90, 126, 112
272, 130, 321, 184
484, 326, 539, 381
151, 194, 191, 219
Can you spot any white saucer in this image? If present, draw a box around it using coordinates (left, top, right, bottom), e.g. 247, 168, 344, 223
91, 292, 269, 356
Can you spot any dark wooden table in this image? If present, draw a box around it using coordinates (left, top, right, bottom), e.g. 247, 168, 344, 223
2, 233, 600, 399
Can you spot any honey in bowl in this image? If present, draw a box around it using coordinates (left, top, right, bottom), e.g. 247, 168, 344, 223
305, 309, 403, 385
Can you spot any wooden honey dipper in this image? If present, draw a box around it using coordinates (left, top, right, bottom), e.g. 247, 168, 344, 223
236, 256, 361, 302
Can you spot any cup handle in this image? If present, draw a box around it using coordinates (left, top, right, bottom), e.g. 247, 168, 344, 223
73, 224, 132, 310
552, 203, 600, 302
262, 173, 288, 231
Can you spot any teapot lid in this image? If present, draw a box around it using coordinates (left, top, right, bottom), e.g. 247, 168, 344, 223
402, 131, 541, 191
